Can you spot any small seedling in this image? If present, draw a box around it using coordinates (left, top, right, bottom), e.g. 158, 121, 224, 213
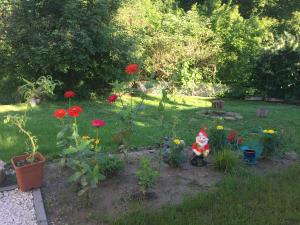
136, 156, 159, 195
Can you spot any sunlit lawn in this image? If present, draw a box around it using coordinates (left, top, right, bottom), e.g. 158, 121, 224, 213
1, 95, 300, 225
0, 95, 300, 161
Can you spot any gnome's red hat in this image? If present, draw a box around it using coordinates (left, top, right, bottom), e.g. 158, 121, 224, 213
198, 128, 208, 138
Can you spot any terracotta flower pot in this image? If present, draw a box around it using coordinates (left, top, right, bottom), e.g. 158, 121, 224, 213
11, 152, 46, 192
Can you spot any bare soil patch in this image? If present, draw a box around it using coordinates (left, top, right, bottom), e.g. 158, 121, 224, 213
41, 149, 299, 225
42, 149, 222, 225
249, 151, 299, 174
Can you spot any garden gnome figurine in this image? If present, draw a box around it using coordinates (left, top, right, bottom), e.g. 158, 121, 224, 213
191, 128, 210, 167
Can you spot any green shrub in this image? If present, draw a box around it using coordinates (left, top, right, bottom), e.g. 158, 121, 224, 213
208, 2, 274, 90
2, 0, 133, 96
136, 156, 159, 195
213, 149, 240, 172
261, 129, 280, 158
162, 138, 186, 168
66, 141, 124, 196
116, 1, 220, 87
252, 32, 300, 99
208, 125, 228, 152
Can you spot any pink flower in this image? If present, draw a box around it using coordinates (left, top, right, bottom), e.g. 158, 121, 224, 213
108, 94, 118, 104
64, 90, 75, 98
91, 119, 105, 128
227, 130, 236, 143
54, 109, 67, 119
68, 106, 83, 117
125, 64, 139, 75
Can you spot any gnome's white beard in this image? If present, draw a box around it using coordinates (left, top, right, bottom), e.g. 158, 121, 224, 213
196, 134, 208, 148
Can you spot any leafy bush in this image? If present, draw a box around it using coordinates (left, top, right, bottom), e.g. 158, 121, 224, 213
136, 156, 159, 195
252, 32, 300, 99
18, 76, 62, 103
1, 0, 299, 99
213, 149, 240, 172
115, 1, 220, 87
162, 137, 186, 167
96, 153, 124, 178
260, 129, 280, 158
208, 3, 275, 90
208, 125, 228, 152
66, 143, 124, 196
57, 120, 124, 196
285, 11, 300, 35
2, 0, 134, 97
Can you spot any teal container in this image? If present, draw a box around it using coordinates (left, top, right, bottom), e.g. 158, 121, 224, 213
243, 150, 256, 165
240, 132, 263, 158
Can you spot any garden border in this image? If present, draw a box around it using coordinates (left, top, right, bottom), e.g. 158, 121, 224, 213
33, 188, 48, 225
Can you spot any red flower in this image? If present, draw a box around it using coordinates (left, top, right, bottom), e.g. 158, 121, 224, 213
64, 90, 75, 98
125, 64, 139, 75
91, 119, 105, 128
68, 106, 83, 117
54, 109, 67, 119
238, 137, 244, 145
108, 94, 118, 104
227, 130, 236, 143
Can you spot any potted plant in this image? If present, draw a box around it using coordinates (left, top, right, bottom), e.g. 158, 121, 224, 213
4, 115, 45, 191
243, 149, 256, 165
3, 76, 61, 191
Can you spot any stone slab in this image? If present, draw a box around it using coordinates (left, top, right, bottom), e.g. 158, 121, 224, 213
0, 184, 18, 192
33, 189, 48, 225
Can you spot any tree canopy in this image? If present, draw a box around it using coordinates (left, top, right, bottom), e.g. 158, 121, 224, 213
0, 0, 299, 102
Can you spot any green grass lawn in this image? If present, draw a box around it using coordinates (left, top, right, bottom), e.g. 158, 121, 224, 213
113, 165, 300, 225
1, 95, 299, 225
0, 95, 300, 161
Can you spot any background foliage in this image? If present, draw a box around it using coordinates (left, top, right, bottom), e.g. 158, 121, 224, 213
0, 0, 299, 102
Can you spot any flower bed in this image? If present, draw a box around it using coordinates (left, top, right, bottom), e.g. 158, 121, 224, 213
42, 148, 222, 224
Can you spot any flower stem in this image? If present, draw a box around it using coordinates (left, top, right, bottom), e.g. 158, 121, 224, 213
15, 122, 37, 162
95, 128, 99, 149
74, 117, 79, 146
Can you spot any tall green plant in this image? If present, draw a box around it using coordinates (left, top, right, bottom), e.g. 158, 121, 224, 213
136, 156, 159, 195
54, 97, 124, 198
18, 76, 62, 103
3, 75, 60, 162
108, 64, 154, 146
